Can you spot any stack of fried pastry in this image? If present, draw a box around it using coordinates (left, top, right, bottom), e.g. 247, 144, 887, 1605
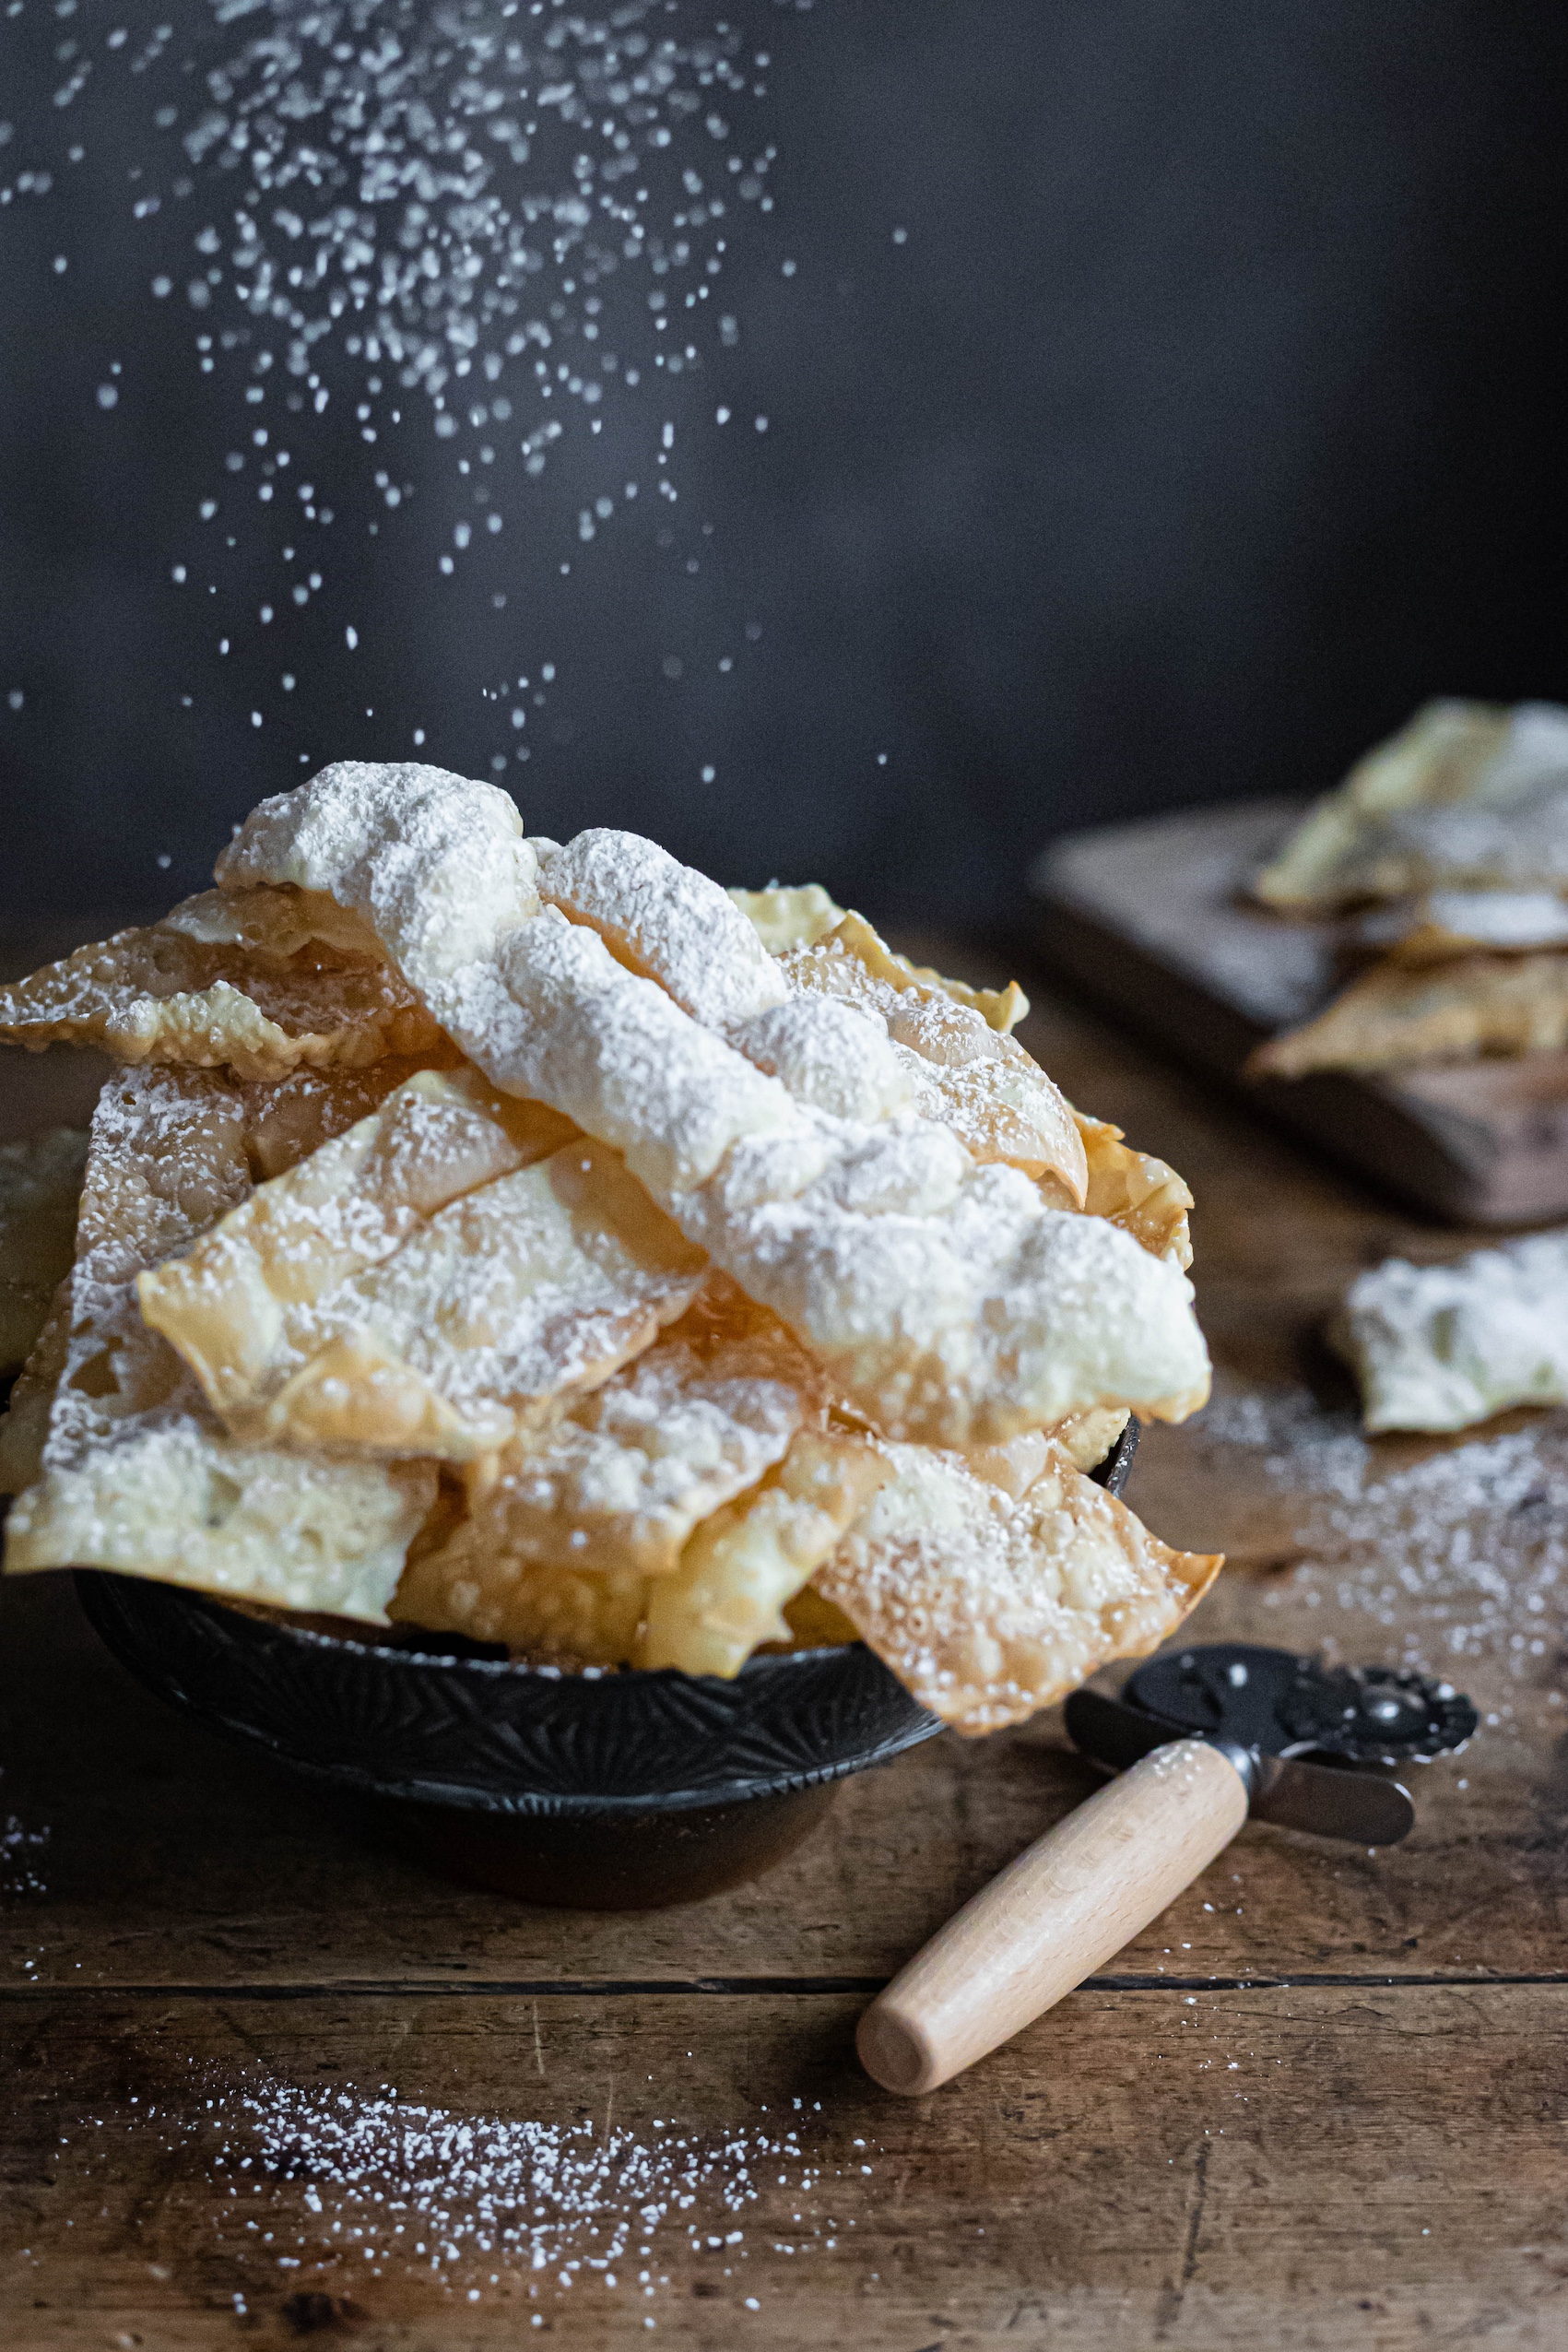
0, 764, 1220, 1734
1251, 699, 1568, 1078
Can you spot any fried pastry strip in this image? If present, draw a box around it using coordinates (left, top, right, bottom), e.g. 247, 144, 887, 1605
1255, 700, 1568, 909
1249, 950, 1568, 1077
3, 1066, 432, 1617
0, 902, 441, 1079
1072, 1112, 1194, 1270
814, 1442, 1221, 1734
418, 1283, 821, 1580
539, 828, 788, 1027
637, 1428, 890, 1677
140, 1069, 702, 1457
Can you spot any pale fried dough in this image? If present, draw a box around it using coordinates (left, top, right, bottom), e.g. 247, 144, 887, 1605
140, 1070, 700, 1457
0, 920, 441, 1079
236, 1051, 465, 1180
961, 1402, 1130, 1494
1256, 701, 1568, 909
779, 916, 1081, 1200
136, 1069, 565, 1423
256, 1141, 707, 1458
0, 1127, 88, 1374
684, 1132, 1208, 1444
3, 1067, 433, 1617
391, 1546, 648, 1666
1249, 951, 1568, 1077
215, 760, 542, 985
728, 995, 915, 1124
1255, 702, 1510, 908
1359, 891, 1568, 966
727, 882, 845, 952
161, 884, 387, 960
637, 1428, 890, 1677
1073, 1112, 1194, 1269
424, 1282, 821, 1579
815, 1441, 1221, 1734
540, 829, 788, 1027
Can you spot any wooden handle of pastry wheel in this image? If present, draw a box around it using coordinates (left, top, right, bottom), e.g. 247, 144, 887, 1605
857, 1738, 1250, 2096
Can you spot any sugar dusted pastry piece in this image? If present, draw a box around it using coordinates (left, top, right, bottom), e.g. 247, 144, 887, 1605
0, 1064, 410, 1494
391, 1545, 648, 1667
815, 1442, 1222, 1733
780, 916, 1083, 1201
1073, 1112, 1194, 1270
730, 995, 915, 1124
1042, 1404, 1133, 1473
425, 1282, 819, 1578
727, 881, 845, 952
236, 1051, 465, 1180
137, 1068, 564, 1424
961, 1404, 1132, 1495
141, 1068, 701, 1458
261, 1140, 708, 1458
685, 1133, 1208, 1444
216, 761, 542, 989
638, 1428, 890, 1677
1248, 951, 1568, 1077
0, 917, 440, 1079
1359, 891, 1568, 965
3, 1066, 433, 1618
447, 908, 808, 1196
1331, 1232, 1568, 1433
1255, 700, 1568, 910
0, 1127, 88, 1374
820, 908, 1029, 1034
540, 828, 789, 1027
161, 884, 386, 961
1254, 700, 1505, 909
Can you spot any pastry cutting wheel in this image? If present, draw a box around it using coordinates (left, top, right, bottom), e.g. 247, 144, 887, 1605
858, 1642, 1476, 2098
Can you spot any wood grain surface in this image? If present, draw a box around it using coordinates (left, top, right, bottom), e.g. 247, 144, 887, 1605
4, 922, 1566, 2348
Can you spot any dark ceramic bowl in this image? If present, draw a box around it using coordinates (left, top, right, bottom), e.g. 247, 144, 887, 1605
77, 1418, 1138, 1909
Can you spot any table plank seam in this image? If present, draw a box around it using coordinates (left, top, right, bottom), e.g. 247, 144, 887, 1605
3, 1968, 1564, 2002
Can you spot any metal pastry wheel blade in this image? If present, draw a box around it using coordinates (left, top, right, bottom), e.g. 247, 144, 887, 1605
858, 1642, 1476, 2097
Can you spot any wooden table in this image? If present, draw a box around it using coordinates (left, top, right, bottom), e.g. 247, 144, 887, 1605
4, 925, 1567, 2350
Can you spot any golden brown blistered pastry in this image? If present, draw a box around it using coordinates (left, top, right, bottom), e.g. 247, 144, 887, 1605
0, 898, 442, 1079
1249, 951, 1568, 1077
637, 1428, 890, 1677
1072, 1112, 1194, 1270
814, 1441, 1221, 1735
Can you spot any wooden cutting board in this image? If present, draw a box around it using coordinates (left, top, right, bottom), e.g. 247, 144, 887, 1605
1030, 798, 1568, 1225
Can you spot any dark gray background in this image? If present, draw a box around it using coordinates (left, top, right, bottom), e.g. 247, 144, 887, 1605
2, 0, 1565, 931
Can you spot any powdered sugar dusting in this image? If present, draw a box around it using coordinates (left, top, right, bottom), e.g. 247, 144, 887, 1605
1181, 1378, 1568, 1710
217, 762, 539, 989
68, 2064, 880, 2323
540, 828, 788, 1029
